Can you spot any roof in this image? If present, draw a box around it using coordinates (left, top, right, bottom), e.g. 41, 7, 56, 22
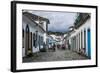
23, 12, 50, 24
23, 12, 49, 32
74, 13, 90, 29
69, 26, 74, 29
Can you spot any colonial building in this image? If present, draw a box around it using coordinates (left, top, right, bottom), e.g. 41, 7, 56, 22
46, 35, 54, 49
63, 34, 69, 49
66, 13, 91, 58
22, 12, 50, 57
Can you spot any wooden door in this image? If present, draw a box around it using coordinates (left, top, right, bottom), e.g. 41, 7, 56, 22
25, 25, 30, 56
29, 32, 32, 53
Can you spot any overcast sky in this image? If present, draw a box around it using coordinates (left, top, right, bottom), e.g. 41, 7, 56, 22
29, 10, 77, 33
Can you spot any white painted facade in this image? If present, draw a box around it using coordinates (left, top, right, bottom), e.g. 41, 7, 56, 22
22, 14, 48, 57
50, 35, 64, 45
68, 18, 91, 56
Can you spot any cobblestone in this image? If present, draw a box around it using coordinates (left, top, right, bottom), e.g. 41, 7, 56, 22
23, 49, 88, 63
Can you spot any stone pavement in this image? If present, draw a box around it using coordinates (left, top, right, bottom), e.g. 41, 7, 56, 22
23, 49, 89, 63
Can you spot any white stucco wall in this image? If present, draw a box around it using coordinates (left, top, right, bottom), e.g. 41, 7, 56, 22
69, 18, 91, 56
43, 21, 46, 31
22, 48, 25, 57
22, 15, 47, 57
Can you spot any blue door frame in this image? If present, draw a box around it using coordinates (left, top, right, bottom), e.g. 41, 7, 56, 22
87, 29, 91, 59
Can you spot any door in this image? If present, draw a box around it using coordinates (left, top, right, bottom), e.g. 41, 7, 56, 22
39, 35, 41, 50
87, 29, 91, 59
29, 32, 32, 53
25, 25, 30, 56
84, 30, 86, 53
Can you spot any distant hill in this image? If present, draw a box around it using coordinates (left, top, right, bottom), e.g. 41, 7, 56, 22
47, 31, 66, 35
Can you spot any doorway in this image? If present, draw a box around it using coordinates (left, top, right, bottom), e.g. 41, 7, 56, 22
25, 25, 30, 56
87, 28, 91, 59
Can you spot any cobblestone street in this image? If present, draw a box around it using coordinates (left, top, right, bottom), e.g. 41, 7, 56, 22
23, 49, 88, 63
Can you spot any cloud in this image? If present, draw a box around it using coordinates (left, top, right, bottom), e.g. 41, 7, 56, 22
30, 10, 77, 32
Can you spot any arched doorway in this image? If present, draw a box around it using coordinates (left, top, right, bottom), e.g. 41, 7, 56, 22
25, 25, 30, 56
